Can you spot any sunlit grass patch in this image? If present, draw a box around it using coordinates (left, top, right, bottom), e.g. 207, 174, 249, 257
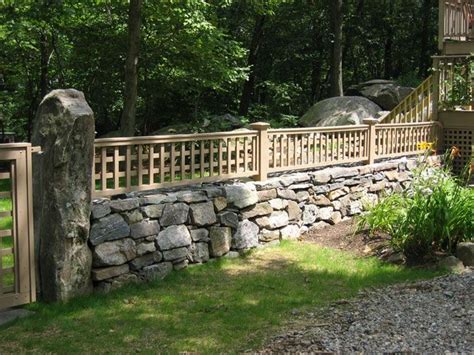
0, 241, 443, 353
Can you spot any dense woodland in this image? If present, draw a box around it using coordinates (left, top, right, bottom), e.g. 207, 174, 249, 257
0, 0, 439, 139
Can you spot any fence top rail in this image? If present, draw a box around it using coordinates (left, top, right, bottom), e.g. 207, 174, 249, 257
376, 121, 442, 128
0, 143, 32, 149
433, 54, 472, 59
268, 124, 370, 135
94, 130, 259, 147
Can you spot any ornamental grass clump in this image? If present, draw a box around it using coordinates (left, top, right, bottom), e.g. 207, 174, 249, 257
358, 155, 474, 261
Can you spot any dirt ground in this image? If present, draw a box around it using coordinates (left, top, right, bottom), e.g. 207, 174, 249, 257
301, 219, 393, 259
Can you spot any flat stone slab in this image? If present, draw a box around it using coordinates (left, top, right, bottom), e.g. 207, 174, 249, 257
0, 308, 34, 327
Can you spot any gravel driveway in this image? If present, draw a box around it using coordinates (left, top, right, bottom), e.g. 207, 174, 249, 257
262, 270, 473, 353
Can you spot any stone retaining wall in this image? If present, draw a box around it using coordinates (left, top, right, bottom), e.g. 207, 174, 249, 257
89, 157, 434, 292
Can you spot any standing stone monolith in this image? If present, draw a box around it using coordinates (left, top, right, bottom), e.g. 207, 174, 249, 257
32, 89, 95, 301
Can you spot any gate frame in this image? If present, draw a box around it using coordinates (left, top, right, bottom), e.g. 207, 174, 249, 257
0, 143, 37, 309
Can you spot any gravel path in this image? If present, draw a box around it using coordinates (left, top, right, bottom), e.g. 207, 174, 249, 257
262, 270, 473, 353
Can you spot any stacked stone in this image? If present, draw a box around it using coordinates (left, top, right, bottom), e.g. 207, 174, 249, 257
89, 157, 425, 292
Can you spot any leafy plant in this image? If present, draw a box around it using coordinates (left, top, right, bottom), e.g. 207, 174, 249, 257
357, 156, 474, 261
438, 56, 474, 110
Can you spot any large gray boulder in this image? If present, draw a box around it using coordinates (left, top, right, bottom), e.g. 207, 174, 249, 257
299, 96, 381, 127
32, 89, 95, 301
346, 80, 413, 110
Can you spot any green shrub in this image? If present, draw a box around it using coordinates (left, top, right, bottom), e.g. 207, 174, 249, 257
357, 160, 474, 261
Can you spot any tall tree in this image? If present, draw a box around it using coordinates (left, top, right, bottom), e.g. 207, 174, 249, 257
329, 0, 343, 97
238, 14, 266, 116
120, 0, 142, 136
418, 0, 434, 77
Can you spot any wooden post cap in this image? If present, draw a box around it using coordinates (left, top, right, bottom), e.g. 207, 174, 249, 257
249, 122, 271, 130
362, 118, 379, 125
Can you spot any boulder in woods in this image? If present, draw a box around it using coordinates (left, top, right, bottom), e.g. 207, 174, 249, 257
345, 79, 413, 110
299, 96, 382, 127
32, 89, 95, 302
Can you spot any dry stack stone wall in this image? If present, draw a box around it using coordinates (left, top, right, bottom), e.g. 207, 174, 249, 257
89, 157, 434, 292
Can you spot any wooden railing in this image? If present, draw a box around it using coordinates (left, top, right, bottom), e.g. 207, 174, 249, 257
93, 120, 441, 197
439, 0, 474, 47
433, 54, 473, 111
379, 76, 434, 124
375, 122, 441, 159
93, 130, 259, 197
267, 126, 369, 172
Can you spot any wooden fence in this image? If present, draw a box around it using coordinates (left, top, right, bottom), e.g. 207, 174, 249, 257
93, 130, 259, 197
380, 76, 434, 124
93, 121, 441, 197
439, 0, 474, 47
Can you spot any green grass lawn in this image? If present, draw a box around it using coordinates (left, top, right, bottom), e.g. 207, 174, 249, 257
0, 241, 443, 353
0, 197, 14, 288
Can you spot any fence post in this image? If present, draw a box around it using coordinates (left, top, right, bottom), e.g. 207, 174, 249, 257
363, 118, 378, 165
250, 122, 270, 181
432, 57, 440, 121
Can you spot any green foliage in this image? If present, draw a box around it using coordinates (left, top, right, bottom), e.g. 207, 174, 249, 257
0, 0, 440, 138
439, 57, 474, 110
357, 161, 474, 261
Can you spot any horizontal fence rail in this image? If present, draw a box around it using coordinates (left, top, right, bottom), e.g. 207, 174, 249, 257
375, 122, 441, 159
440, 0, 473, 44
93, 131, 259, 197
93, 120, 442, 197
381, 76, 434, 124
267, 126, 369, 172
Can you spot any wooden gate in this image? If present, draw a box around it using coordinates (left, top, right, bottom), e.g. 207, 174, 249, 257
0, 143, 37, 309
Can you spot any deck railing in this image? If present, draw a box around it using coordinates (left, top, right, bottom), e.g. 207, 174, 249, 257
380, 76, 434, 124
433, 54, 473, 111
93, 121, 441, 197
439, 0, 474, 47
375, 122, 441, 159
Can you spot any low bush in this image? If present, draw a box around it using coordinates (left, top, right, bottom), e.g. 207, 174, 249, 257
357, 156, 474, 261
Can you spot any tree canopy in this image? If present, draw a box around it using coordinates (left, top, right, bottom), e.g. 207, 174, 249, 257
0, 0, 439, 139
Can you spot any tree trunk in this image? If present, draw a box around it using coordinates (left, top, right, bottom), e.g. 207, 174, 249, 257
329, 0, 343, 97
238, 15, 266, 117
418, 0, 433, 77
120, 0, 142, 136
39, 31, 49, 100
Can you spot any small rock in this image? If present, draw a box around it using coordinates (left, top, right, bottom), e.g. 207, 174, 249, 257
456, 242, 474, 267
225, 184, 258, 209
130, 219, 160, 239
257, 189, 277, 202
162, 247, 189, 262
190, 228, 210, 243
129, 251, 162, 270
213, 196, 227, 212
160, 203, 189, 226
109, 198, 139, 212
92, 264, 129, 281
255, 211, 289, 229
141, 262, 173, 281
209, 226, 232, 257
241, 202, 273, 219
218, 211, 239, 229
141, 205, 165, 219
156, 225, 192, 251
438, 256, 465, 272
121, 209, 143, 224
233, 220, 260, 249
189, 201, 217, 226
280, 225, 301, 240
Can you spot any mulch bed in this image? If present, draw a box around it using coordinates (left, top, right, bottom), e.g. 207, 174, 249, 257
301, 219, 393, 259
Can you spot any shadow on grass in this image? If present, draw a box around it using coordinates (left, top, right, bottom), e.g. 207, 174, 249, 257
0, 241, 444, 354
